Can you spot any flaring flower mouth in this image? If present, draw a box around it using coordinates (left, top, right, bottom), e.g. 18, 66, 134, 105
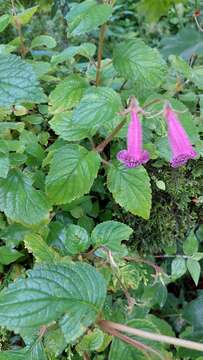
164, 103, 197, 168
170, 150, 197, 168
117, 149, 149, 168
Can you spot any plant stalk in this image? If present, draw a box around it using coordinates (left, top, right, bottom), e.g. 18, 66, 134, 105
96, 24, 106, 86
99, 320, 203, 352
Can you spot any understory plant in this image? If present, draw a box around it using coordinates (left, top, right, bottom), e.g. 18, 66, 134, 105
0, 0, 203, 359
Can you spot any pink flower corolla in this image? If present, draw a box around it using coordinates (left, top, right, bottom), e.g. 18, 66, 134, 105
164, 103, 197, 168
117, 104, 149, 168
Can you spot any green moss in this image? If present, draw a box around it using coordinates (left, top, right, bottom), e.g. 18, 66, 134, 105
118, 160, 203, 253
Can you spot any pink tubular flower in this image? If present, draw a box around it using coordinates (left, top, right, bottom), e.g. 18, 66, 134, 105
164, 103, 197, 168
117, 104, 149, 168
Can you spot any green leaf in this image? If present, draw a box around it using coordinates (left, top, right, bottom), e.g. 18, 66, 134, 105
0, 263, 106, 335
0, 153, 9, 178
137, 0, 183, 22
61, 224, 90, 256
183, 294, 203, 330
107, 163, 151, 219
67, 0, 113, 36
46, 144, 101, 205
0, 14, 11, 32
0, 170, 50, 227
76, 328, 104, 352
72, 87, 122, 136
12, 6, 39, 26
183, 231, 199, 256
91, 221, 133, 252
0, 350, 26, 360
113, 39, 166, 89
31, 35, 56, 49
24, 233, 61, 262
161, 25, 203, 60
51, 43, 96, 65
44, 328, 66, 357
187, 259, 201, 286
49, 75, 88, 113
0, 223, 29, 247
0, 341, 47, 360
0, 246, 23, 265
0, 54, 45, 107
155, 180, 166, 191
171, 257, 187, 279
49, 112, 89, 141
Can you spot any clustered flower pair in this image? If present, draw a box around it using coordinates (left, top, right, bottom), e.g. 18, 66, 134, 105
117, 99, 197, 169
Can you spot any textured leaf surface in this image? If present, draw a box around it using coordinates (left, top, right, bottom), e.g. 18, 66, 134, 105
0, 341, 47, 360
72, 87, 122, 135
161, 26, 203, 60
0, 153, 9, 178
24, 233, 60, 262
0, 170, 50, 227
49, 112, 89, 141
113, 39, 166, 89
0, 262, 106, 333
67, 0, 113, 36
31, 35, 56, 49
46, 145, 101, 204
49, 75, 88, 113
91, 221, 133, 252
51, 43, 96, 65
107, 163, 152, 219
61, 224, 90, 255
0, 54, 45, 107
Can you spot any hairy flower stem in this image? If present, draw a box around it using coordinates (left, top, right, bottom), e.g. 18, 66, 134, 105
95, 98, 162, 153
99, 320, 203, 352
96, 24, 106, 86
83, 352, 90, 360
11, 0, 27, 57
99, 320, 164, 360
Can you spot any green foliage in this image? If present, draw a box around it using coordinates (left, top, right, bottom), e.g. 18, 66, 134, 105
107, 164, 152, 219
113, 39, 166, 89
0, 54, 45, 106
67, 0, 113, 36
0, 0, 202, 358
0, 170, 50, 227
0, 263, 106, 335
45, 144, 101, 204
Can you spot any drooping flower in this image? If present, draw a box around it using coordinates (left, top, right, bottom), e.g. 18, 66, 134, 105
117, 103, 149, 168
164, 102, 197, 168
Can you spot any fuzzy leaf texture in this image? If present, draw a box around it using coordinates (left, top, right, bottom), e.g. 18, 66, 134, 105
91, 220, 133, 252
0, 170, 50, 227
45, 144, 101, 204
0, 263, 106, 336
72, 87, 122, 137
113, 39, 166, 89
67, 0, 113, 35
0, 54, 45, 107
49, 74, 89, 113
107, 163, 152, 219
